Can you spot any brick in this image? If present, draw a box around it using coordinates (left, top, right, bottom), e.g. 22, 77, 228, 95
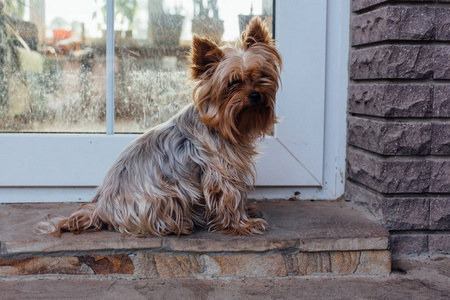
351, 45, 434, 80
353, 0, 387, 12
435, 46, 450, 79
352, 6, 435, 46
348, 84, 432, 117
153, 253, 201, 278
348, 116, 431, 155
430, 160, 450, 193
429, 234, 450, 255
205, 253, 287, 277
434, 85, 450, 117
436, 7, 450, 40
347, 148, 432, 193
431, 123, 450, 155
353, 0, 436, 12
345, 180, 383, 219
382, 198, 430, 230
390, 234, 428, 256
346, 181, 430, 230
430, 198, 450, 230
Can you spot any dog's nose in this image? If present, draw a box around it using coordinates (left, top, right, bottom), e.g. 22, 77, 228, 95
248, 92, 261, 105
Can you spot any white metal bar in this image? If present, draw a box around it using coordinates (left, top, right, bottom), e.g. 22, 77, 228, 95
0, 187, 97, 203
0, 134, 139, 187
322, 0, 350, 198
274, 0, 327, 184
106, 0, 115, 134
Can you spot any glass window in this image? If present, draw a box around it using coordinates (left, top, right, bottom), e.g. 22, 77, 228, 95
0, 0, 107, 132
0, 0, 273, 133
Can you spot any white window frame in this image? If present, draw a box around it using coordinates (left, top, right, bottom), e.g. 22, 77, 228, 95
0, 0, 349, 203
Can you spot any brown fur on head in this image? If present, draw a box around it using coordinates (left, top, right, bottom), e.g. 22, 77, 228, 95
189, 17, 282, 144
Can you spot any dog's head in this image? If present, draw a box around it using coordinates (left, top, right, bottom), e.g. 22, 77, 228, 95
189, 17, 282, 144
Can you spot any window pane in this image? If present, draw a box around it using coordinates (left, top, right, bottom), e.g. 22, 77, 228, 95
0, 0, 106, 133
113, 0, 273, 133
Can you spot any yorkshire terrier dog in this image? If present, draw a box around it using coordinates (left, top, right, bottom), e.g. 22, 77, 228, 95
36, 17, 282, 237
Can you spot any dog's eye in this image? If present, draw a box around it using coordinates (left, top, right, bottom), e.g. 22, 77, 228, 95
259, 73, 272, 84
228, 80, 241, 89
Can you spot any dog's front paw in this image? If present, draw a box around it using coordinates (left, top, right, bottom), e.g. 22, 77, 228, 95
242, 217, 268, 235
221, 217, 268, 235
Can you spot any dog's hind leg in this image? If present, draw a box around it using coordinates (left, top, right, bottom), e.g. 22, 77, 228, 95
35, 202, 105, 237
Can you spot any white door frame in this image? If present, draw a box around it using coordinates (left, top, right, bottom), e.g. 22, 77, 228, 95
252, 0, 349, 200
0, 0, 349, 203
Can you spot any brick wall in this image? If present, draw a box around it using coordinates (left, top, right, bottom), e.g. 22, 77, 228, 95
346, 0, 450, 256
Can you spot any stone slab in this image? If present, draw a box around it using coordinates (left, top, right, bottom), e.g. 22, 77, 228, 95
284, 250, 390, 276
203, 253, 288, 277
0, 249, 391, 278
0, 254, 134, 276
0, 203, 163, 256
0, 256, 87, 276
153, 253, 202, 278
131, 250, 390, 278
0, 201, 389, 257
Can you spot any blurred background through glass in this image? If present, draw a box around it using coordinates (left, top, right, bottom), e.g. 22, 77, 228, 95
0, 0, 273, 133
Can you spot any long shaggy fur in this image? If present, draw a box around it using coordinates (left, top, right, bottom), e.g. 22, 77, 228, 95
35, 17, 282, 237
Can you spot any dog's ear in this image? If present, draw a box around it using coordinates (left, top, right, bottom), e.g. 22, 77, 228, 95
242, 17, 273, 48
189, 35, 224, 80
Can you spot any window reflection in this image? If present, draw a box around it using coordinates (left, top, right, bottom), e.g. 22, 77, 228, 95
0, 0, 106, 132
0, 0, 273, 133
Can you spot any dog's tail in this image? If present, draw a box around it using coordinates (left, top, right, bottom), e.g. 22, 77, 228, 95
34, 201, 106, 237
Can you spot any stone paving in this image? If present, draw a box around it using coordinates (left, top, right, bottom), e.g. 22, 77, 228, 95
0, 256, 449, 300
1, 200, 390, 278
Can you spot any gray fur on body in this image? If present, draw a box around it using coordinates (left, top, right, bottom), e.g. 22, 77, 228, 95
73, 103, 257, 236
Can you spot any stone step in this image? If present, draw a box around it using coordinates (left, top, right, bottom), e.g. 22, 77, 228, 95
0, 200, 391, 278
